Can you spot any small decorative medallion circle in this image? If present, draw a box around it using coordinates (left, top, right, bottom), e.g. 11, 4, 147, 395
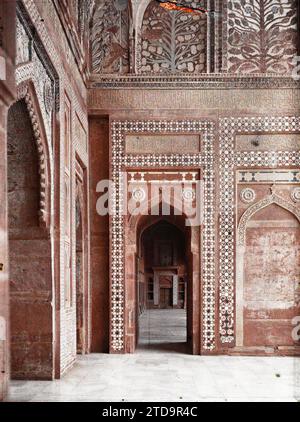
182, 188, 195, 202
240, 188, 256, 204
291, 188, 300, 203
132, 188, 146, 202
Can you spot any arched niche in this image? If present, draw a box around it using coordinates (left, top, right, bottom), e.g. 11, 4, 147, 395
236, 194, 300, 351
15, 81, 52, 229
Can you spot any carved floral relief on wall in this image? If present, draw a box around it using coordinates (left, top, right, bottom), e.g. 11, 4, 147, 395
90, 0, 130, 74
140, 0, 207, 73
16, 17, 54, 147
227, 0, 298, 74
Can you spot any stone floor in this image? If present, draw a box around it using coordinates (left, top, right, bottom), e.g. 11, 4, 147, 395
138, 308, 188, 352
6, 309, 300, 402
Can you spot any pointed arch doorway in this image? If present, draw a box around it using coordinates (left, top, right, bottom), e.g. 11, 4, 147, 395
125, 208, 201, 355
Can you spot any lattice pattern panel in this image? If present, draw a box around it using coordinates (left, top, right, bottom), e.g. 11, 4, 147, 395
219, 116, 300, 344
111, 120, 216, 351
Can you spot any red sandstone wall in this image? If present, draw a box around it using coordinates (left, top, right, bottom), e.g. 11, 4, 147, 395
29, 0, 89, 376
7, 0, 90, 380
89, 117, 109, 352
244, 205, 300, 348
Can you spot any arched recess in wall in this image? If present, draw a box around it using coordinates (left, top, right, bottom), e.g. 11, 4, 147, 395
236, 194, 300, 351
15, 81, 52, 229
7, 81, 54, 380
138, 0, 208, 73
90, 0, 132, 74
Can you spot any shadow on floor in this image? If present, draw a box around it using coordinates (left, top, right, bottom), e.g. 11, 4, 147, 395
138, 309, 189, 354
137, 341, 190, 354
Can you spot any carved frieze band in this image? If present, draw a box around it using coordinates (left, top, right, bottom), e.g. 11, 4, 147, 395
89, 74, 300, 90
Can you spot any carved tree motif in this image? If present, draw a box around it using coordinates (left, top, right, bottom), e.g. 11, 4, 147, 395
140, 0, 207, 73
90, 0, 129, 74
227, 0, 298, 74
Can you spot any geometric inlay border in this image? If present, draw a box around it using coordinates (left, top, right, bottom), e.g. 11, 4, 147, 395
219, 116, 300, 345
110, 120, 216, 352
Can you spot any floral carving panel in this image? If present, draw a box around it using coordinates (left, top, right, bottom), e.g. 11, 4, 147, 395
90, 0, 129, 74
227, 0, 298, 74
140, 0, 207, 73
16, 16, 54, 149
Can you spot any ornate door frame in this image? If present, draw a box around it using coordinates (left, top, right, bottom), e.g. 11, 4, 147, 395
109, 119, 216, 353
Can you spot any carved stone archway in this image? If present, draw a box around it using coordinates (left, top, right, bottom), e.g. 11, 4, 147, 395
238, 193, 300, 247
15, 81, 53, 229
125, 198, 201, 354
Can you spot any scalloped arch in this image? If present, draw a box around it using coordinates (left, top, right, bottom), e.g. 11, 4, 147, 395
237, 193, 300, 247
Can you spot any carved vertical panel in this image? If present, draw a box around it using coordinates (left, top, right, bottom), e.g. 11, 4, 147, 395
64, 95, 72, 308
90, 0, 129, 74
140, 0, 207, 73
16, 17, 30, 65
227, 0, 298, 74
